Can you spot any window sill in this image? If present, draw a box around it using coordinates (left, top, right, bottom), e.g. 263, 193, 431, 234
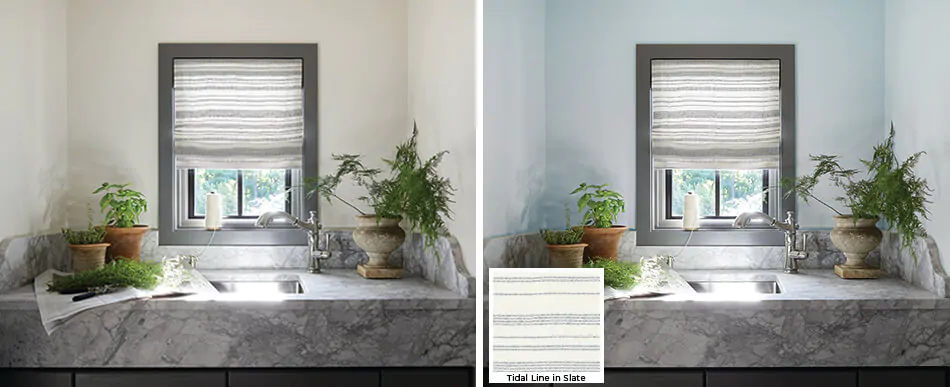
159, 227, 306, 246
636, 228, 784, 247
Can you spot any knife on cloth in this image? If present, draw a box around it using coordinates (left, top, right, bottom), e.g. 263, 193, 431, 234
71, 285, 122, 302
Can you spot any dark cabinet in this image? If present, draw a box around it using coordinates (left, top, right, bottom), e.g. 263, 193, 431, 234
75, 370, 226, 387
229, 370, 379, 387
592, 369, 704, 387
707, 369, 857, 387
859, 369, 946, 387
0, 370, 71, 387
381, 368, 471, 387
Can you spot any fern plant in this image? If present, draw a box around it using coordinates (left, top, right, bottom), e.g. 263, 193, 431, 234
784, 123, 931, 256
571, 183, 625, 228
306, 122, 455, 254
94, 182, 148, 228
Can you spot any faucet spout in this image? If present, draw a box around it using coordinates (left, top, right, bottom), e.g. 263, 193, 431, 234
734, 210, 808, 273
255, 210, 317, 232
254, 210, 329, 274
733, 211, 775, 229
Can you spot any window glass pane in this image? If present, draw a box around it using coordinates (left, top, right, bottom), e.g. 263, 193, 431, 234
670, 169, 716, 217
242, 169, 289, 216
720, 170, 766, 216
194, 169, 239, 216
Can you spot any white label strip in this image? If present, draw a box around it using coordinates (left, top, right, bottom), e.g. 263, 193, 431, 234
488, 268, 605, 384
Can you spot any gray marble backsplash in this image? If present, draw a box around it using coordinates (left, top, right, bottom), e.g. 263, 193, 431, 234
0, 229, 473, 297
483, 229, 945, 296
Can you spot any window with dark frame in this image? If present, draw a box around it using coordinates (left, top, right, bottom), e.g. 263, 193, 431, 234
634, 44, 796, 247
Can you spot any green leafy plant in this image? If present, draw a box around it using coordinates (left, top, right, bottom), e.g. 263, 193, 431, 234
571, 183, 625, 228
540, 207, 584, 245
583, 258, 640, 289
47, 259, 162, 294
62, 205, 107, 245
784, 123, 931, 255
94, 182, 148, 228
306, 122, 455, 254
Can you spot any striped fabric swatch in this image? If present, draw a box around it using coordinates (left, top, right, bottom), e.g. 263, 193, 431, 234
651, 59, 781, 170
173, 59, 304, 169
489, 269, 604, 383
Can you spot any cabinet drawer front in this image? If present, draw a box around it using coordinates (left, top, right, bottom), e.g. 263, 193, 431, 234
0, 370, 71, 387
382, 368, 471, 387
76, 371, 226, 387
707, 369, 857, 387
229, 370, 379, 387
859, 369, 946, 387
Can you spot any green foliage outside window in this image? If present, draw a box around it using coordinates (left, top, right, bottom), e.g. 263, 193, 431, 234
193, 169, 288, 216
670, 169, 766, 217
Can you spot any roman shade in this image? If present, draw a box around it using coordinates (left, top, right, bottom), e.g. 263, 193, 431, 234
173, 58, 304, 169
650, 59, 781, 170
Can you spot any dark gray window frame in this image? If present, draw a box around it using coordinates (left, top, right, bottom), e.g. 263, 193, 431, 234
158, 43, 318, 246
635, 44, 796, 246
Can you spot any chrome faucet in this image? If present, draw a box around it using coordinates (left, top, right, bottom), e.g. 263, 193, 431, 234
255, 210, 332, 273
734, 211, 809, 274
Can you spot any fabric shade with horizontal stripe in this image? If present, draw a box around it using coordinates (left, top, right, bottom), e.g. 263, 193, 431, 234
173, 58, 304, 169
651, 59, 781, 170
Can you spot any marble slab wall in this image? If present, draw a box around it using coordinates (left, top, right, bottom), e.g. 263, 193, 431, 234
0, 229, 473, 298
483, 229, 943, 296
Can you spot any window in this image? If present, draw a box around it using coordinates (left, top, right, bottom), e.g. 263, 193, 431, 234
635, 45, 796, 246
187, 169, 292, 219
159, 44, 318, 246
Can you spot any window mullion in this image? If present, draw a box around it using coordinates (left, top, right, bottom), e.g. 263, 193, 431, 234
714, 170, 721, 217
237, 170, 244, 217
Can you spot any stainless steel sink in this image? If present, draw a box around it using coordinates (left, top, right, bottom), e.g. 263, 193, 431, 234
210, 280, 304, 294
688, 280, 781, 294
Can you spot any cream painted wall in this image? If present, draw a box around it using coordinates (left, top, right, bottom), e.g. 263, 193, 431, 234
407, 0, 476, 272
66, 0, 409, 228
0, 0, 68, 240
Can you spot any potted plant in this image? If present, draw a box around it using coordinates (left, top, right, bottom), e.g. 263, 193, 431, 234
540, 208, 587, 268
572, 182, 626, 261
785, 124, 931, 278
307, 123, 455, 279
62, 206, 110, 273
94, 182, 149, 262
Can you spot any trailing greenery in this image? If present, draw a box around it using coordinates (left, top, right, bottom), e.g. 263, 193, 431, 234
305, 122, 455, 254
583, 258, 640, 289
94, 182, 148, 228
47, 259, 162, 294
571, 183, 625, 228
62, 205, 106, 245
540, 206, 585, 245
784, 123, 931, 256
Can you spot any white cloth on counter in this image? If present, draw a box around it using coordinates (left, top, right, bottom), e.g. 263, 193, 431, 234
34, 269, 152, 335
603, 263, 693, 300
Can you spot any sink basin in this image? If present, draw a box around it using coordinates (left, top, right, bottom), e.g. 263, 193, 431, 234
688, 280, 781, 294
210, 280, 304, 295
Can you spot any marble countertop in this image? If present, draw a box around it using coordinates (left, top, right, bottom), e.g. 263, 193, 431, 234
605, 269, 946, 310
0, 269, 471, 311
0, 269, 474, 367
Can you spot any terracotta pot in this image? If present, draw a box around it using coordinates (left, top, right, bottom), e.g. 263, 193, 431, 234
547, 243, 588, 268
830, 215, 882, 268
352, 215, 406, 268
104, 226, 149, 262
581, 226, 627, 262
69, 243, 110, 273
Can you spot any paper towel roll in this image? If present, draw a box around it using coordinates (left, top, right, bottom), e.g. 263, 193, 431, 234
683, 191, 700, 230
205, 192, 222, 230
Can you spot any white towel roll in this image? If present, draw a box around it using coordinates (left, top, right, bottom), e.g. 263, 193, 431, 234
683, 191, 700, 230
205, 192, 222, 230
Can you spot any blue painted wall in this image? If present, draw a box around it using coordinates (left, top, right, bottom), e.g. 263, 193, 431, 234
542, 0, 886, 229
484, 0, 548, 238
885, 0, 950, 269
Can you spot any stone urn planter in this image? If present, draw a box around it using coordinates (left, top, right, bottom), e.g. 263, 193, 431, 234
830, 215, 883, 279
104, 225, 149, 262
68, 243, 110, 273
353, 214, 406, 279
547, 243, 588, 268
581, 226, 627, 262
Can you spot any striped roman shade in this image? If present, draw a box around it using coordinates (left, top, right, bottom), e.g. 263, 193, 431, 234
173, 58, 304, 169
650, 59, 781, 170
